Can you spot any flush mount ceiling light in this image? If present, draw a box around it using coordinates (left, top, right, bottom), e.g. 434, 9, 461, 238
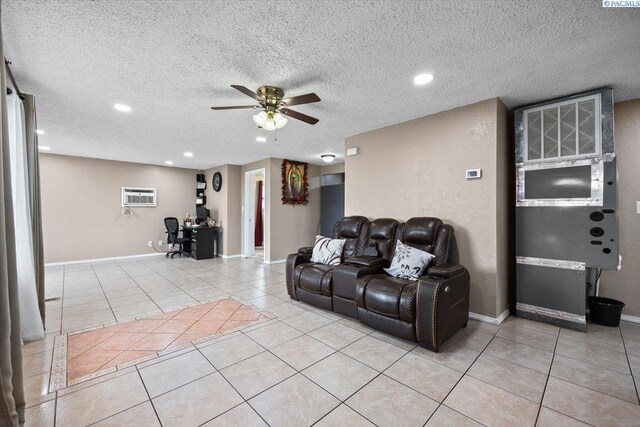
413, 73, 434, 86
39, 146, 51, 151
35, 129, 45, 135
164, 160, 174, 165
211, 85, 320, 131
256, 136, 267, 142
321, 154, 336, 163
114, 103, 132, 112
183, 152, 194, 157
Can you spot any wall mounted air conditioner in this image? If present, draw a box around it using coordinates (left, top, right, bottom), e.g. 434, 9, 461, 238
121, 187, 156, 207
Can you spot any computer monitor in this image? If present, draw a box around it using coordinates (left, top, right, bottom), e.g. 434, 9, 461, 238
196, 207, 209, 222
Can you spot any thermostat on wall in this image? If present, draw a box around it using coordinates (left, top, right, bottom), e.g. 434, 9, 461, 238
466, 169, 482, 179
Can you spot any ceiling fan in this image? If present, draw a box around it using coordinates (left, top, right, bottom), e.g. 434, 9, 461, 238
211, 85, 320, 130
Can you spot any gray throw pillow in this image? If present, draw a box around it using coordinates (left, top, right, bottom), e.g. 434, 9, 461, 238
384, 240, 435, 280
310, 235, 346, 265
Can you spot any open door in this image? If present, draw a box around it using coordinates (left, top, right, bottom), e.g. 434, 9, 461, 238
254, 180, 264, 247
243, 168, 266, 259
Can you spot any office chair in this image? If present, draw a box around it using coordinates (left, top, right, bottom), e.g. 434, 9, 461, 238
164, 217, 190, 258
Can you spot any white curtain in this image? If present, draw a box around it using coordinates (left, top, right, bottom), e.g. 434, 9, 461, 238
6, 92, 43, 342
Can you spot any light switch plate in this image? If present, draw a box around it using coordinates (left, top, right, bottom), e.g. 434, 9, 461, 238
636, 201, 640, 214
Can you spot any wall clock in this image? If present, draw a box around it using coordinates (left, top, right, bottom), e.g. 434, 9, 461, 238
212, 172, 223, 192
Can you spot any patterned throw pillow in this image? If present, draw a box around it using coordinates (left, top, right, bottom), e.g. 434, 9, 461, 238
310, 235, 346, 265
384, 240, 435, 280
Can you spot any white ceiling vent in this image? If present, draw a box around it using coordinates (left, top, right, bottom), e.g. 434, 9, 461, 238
122, 187, 156, 207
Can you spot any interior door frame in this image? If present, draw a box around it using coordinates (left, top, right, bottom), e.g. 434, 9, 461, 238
242, 168, 266, 259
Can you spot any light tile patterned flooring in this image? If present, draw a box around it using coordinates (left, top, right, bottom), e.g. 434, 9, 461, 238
23, 255, 640, 426
65, 297, 268, 383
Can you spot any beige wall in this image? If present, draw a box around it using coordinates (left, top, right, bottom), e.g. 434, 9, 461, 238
226, 166, 242, 255
240, 158, 320, 262
40, 154, 319, 264
345, 98, 510, 318
203, 165, 226, 232
269, 159, 321, 261
495, 100, 512, 315
321, 162, 345, 176
40, 154, 197, 263
601, 99, 640, 317
203, 164, 241, 256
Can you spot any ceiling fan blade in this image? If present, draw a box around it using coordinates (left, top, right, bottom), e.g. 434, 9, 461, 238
280, 92, 321, 107
230, 85, 262, 102
280, 108, 319, 125
210, 105, 257, 110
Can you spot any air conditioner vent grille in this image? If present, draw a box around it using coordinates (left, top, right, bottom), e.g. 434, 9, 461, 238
523, 94, 601, 163
122, 187, 156, 207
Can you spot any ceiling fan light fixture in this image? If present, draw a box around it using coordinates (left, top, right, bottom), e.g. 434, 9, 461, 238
273, 112, 288, 129
252, 111, 268, 127
212, 85, 319, 127
254, 109, 287, 131
262, 119, 277, 131
321, 154, 336, 163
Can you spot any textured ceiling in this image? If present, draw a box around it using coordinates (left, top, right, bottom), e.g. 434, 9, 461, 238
4, 1, 640, 169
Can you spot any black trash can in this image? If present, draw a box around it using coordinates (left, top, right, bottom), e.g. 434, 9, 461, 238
588, 296, 625, 327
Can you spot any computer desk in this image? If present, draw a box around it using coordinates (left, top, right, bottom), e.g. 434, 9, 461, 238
180, 225, 220, 260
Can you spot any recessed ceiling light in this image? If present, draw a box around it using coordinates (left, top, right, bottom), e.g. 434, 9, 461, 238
114, 103, 132, 112
39, 146, 51, 151
164, 160, 174, 165
413, 73, 434, 86
321, 154, 336, 163
35, 129, 45, 135
256, 136, 267, 142
183, 152, 194, 157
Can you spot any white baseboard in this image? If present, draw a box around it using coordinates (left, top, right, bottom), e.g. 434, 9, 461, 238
221, 254, 242, 259
469, 309, 510, 326
621, 313, 640, 324
265, 259, 286, 265
45, 252, 163, 267
470, 309, 640, 326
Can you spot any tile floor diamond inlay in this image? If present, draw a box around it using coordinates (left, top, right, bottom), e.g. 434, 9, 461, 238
53, 296, 272, 390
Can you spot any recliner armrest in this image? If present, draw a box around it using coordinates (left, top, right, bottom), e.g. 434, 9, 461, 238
344, 256, 386, 268
427, 263, 466, 279
416, 266, 470, 352
286, 252, 312, 300
298, 246, 314, 255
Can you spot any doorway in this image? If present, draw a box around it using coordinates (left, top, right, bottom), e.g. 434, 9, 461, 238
243, 168, 266, 260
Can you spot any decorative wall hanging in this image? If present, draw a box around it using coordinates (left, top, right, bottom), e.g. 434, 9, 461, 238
281, 159, 309, 205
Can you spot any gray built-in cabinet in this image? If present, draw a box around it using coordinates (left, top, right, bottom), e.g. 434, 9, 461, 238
514, 88, 619, 331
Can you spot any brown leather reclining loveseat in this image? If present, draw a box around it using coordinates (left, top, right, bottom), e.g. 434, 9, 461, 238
286, 216, 470, 352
